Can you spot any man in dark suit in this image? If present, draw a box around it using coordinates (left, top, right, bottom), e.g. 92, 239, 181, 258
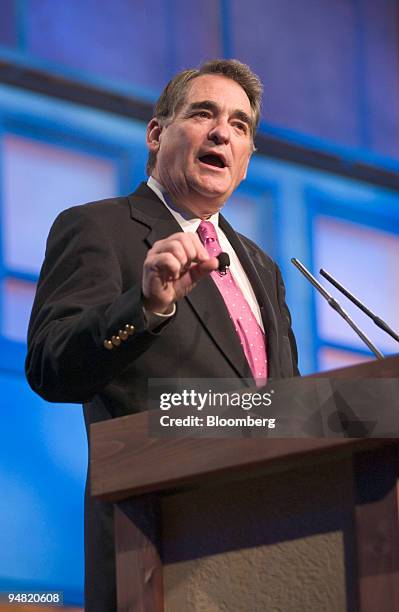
26, 59, 299, 611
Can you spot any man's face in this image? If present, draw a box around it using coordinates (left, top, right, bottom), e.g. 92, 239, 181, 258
147, 74, 254, 217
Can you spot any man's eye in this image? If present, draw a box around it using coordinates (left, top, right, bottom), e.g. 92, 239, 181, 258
234, 122, 247, 133
194, 111, 211, 118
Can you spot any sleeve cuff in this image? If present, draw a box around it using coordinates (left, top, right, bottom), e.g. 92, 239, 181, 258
143, 303, 176, 332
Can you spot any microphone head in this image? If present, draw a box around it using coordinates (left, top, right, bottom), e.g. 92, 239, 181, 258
217, 252, 230, 273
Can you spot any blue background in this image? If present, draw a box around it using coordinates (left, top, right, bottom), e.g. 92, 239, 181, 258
1, 0, 399, 606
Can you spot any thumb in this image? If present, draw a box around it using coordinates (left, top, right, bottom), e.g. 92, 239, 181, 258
189, 257, 219, 283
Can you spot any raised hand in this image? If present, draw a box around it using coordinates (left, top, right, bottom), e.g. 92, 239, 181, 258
142, 232, 218, 314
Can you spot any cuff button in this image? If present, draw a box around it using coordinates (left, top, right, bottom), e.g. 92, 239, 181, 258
103, 340, 113, 350
111, 335, 121, 346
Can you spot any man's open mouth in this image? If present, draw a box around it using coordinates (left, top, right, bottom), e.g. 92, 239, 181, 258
198, 154, 226, 168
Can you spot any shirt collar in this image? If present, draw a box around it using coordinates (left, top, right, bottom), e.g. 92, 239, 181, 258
147, 176, 219, 233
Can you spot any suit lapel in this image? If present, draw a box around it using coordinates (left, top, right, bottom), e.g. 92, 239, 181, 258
127, 184, 253, 382
128, 182, 182, 240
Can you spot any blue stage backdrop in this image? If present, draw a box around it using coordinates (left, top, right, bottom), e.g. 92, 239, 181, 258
0, 0, 398, 606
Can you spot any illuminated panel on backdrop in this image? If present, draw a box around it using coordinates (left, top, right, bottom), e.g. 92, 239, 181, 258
2, 278, 36, 343
3, 134, 117, 274
222, 187, 276, 256
223, 193, 260, 242
313, 216, 399, 368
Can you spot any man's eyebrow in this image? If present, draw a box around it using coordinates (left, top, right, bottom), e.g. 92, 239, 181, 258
232, 109, 252, 127
185, 100, 219, 114
185, 100, 252, 127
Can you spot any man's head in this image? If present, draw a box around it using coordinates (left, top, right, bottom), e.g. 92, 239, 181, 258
146, 59, 263, 218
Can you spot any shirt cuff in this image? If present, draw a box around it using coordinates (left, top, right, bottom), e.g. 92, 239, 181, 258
142, 303, 176, 331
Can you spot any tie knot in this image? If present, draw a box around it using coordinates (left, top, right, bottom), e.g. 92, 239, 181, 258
197, 221, 219, 245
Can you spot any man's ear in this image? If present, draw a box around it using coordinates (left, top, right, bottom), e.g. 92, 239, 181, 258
242, 151, 252, 180
146, 118, 162, 153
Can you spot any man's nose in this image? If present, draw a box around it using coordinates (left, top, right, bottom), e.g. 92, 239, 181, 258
208, 119, 230, 145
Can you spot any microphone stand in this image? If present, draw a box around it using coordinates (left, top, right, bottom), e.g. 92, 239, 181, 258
320, 267, 399, 344
291, 258, 384, 360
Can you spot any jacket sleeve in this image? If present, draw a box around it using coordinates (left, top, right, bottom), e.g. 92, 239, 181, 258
25, 204, 167, 403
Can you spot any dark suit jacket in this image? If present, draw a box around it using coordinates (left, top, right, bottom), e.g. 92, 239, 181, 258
26, 182, 299, 611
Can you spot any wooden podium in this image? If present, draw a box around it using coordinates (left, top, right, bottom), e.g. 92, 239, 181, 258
90, 356, 399, 612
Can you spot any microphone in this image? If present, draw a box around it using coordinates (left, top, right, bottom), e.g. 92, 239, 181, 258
217, 252, 230, 275
291, 258, 384, 360
319, 267, 399, 344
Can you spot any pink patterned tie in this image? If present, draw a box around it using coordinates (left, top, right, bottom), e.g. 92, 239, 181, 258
197, 221, 267, 385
